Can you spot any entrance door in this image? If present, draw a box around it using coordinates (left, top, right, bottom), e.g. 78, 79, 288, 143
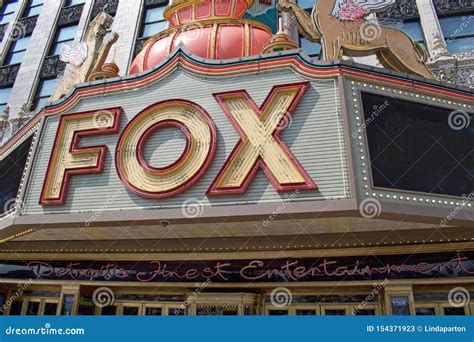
193, 293, 258, 316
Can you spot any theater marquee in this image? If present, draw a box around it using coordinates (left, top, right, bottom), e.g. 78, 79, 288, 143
13, 49, 473, 228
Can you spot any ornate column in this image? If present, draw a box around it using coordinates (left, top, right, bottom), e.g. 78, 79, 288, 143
415, 0, 449, 59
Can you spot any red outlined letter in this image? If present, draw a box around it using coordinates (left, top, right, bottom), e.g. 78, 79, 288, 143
208, 82, 316, 195
115, 100, 216, 199
40, 108, 122, 205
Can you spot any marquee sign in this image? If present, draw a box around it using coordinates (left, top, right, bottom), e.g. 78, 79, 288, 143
1, 252, 473, 283
40, 83, 316, 205
39, 83, 316, 205
15, 49, 472, 225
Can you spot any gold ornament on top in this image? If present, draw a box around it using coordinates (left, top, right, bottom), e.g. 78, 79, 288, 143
262, 16, 298, 54
278, 0, 434, 79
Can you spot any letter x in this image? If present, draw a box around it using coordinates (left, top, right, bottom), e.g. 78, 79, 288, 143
208, 82, 316, 195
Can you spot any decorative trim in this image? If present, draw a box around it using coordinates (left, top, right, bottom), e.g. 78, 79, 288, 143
434, 0, 474, 15
41, 55, 66, 79
91, 0, 119, 18
377, 0, 474, 21
0, 63, 20, 87
377, 0, 418, 20
57, 4, 85, 27
16, 15, 38, 38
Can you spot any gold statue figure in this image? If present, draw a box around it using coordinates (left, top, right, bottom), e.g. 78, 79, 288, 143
279, 0, 434, 79
51, 12, 119, 101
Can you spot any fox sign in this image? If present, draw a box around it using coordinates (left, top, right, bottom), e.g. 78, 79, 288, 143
21, 54, 349, 215
40, 82, 317, 205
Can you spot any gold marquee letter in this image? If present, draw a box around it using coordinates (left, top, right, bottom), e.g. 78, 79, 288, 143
208, 83, 316, 195
115, 100, 216, 199
40, 108, 123, 205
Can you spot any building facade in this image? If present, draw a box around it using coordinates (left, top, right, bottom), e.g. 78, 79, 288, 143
0, 0, 472, 316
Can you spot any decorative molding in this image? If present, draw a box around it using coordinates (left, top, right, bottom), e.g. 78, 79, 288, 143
378, 0, 474, 21
377, 0, 418, 20
428, 52, 474, 88
91, 0, 119, 18
433, 0, 474, 14
58, 4, 85, 27
15, 15, 38, 38
41, 55, 66, 79
0, 64, 20, 87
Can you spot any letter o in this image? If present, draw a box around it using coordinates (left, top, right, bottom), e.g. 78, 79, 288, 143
115, 100, 216, 198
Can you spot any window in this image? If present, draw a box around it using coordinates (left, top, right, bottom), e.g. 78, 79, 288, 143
390, 296, 411, 316
298, 0, 315, 10
49, 24, 78, 56
297, 1, 320, 57
384, 20, 425, 48
300, 37, 321, 57
33, 78, 58, 110
416, 307, 436, 316
23, 0, 44, 18
0, 0, 19, 25
139, 3, 167, 40
400, 20, 425, 45
65, 0, 86, 6
4, 36, 31, 65
0, 87, 12, 114
444, 307, 466, 316
268, 309, 288, 315
440, 15, 474, 55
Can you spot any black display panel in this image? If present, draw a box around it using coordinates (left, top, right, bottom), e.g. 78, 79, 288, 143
361, 92, 473, 197
0, 136, 32, 215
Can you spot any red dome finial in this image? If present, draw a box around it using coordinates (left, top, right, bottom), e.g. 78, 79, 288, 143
129, 0, 271, 74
